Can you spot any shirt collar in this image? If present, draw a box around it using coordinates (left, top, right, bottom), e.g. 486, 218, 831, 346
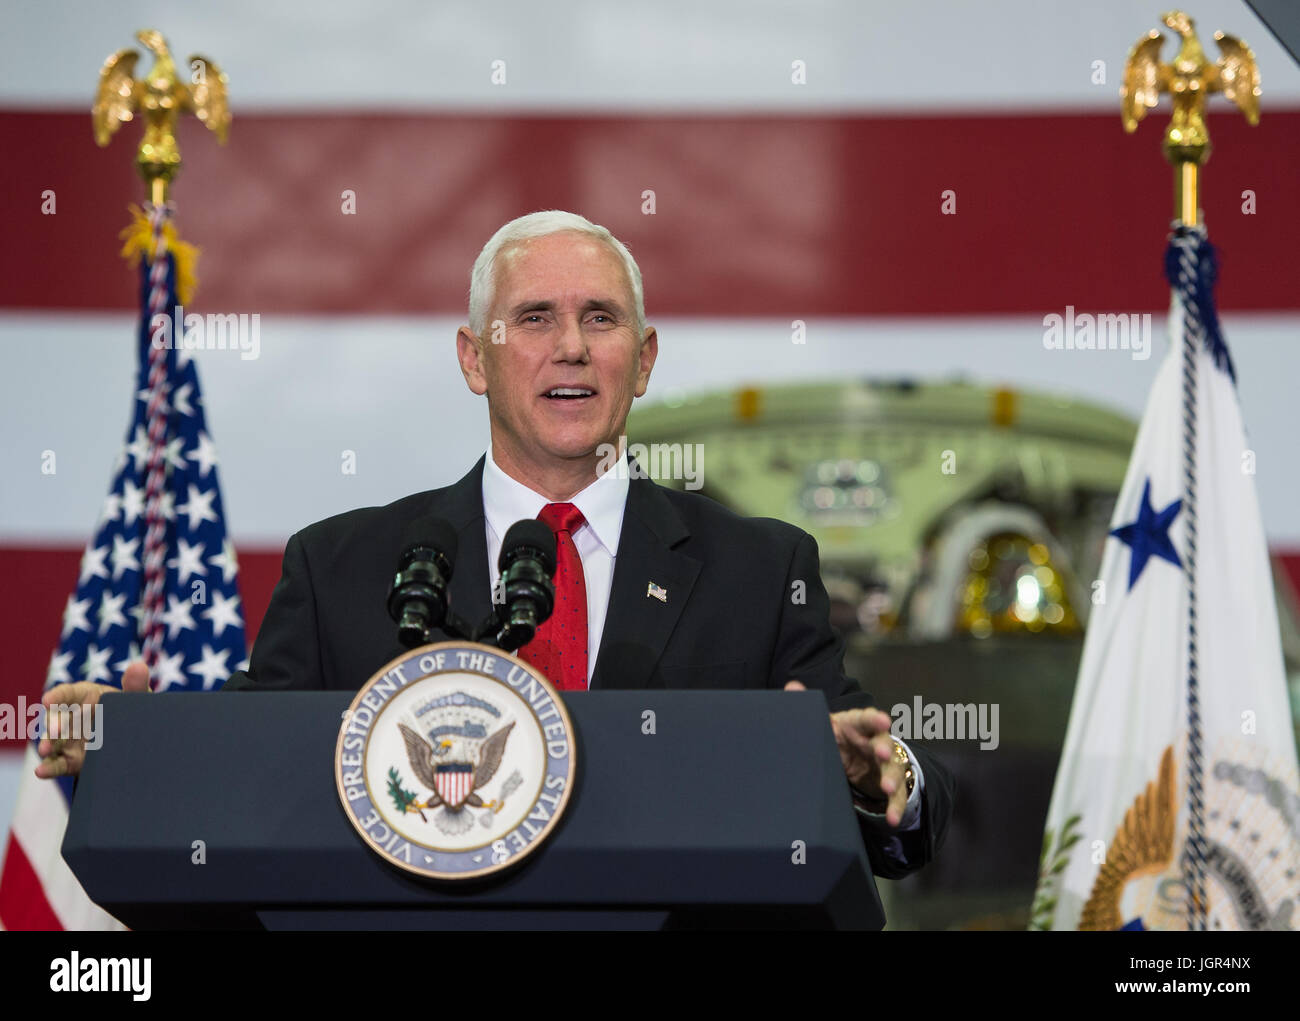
482, 441, 629, 557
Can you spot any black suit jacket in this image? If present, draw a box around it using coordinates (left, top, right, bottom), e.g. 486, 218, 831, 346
225, 455, 953, 882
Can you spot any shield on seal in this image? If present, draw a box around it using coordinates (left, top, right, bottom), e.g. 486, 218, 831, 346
435, 762, 474, 808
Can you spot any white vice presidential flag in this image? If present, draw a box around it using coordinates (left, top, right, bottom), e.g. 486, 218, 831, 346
1032, 225, 1300, 931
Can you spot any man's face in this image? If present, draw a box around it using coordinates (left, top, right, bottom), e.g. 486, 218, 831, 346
457, 231, 656, 471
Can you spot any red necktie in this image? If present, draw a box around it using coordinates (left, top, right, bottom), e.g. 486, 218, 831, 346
517, 502, 588, 691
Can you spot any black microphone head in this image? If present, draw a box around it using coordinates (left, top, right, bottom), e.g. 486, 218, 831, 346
390, 516, 457, 646
399, 515, 458, 566
499, 519, 556, 575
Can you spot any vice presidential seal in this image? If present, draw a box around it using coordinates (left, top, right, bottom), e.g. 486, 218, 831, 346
334, 641, 576, 880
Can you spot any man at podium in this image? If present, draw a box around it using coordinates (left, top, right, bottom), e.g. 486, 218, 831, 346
40, 210, 952, 882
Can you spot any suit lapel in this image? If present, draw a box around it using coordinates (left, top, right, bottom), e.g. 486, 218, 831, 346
433, 454, 494, 634
591, 473, 700, 689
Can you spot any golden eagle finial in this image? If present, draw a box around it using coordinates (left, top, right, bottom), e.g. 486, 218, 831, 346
1121, 11, 1260, 224
1122, 11, 1260, 163
93, 29, 230, 204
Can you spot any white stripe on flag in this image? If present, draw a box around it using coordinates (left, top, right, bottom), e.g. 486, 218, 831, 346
7, 745, 125, 930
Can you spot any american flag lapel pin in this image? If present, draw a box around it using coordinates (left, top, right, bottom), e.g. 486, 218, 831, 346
647, 581, 668, 603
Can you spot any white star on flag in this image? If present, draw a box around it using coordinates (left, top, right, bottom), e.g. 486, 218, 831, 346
46, 651, 73, 686
176, 484, 218, 531
99, 492, 123, 526
163, 436, 189, 472
161, 595, 197, 639
96, 591, 129, 635
78, 545, 109, 586
152, 650, 188, 691
109, 534, 140, 580
61, 596, 91, 638
125, 425, 150, 470
79, 644, 113, 685
189, 644, 232, 690
190, 431, 219, 477
169, 538, 208, 584
209, 538, 239, 585
203, 590, 243, 638
171, 382, 194, 417
121, 478, 146, 526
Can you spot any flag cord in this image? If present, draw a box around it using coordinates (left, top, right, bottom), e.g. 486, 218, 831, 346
138, 201, 175, 676
1172, 223, 1209, 930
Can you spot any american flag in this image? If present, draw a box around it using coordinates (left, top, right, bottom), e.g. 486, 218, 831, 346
0, 216, 246, 930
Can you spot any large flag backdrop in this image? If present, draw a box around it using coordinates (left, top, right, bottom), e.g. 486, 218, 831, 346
0, 207, 247, 930
1032, 224, 1300, 931
3, 0, 1300, 920
4, 6, 1299, 670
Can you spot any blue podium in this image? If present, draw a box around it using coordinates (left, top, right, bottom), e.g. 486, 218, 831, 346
63, 690, 882, 929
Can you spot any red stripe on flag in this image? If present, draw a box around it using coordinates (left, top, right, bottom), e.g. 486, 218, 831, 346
0, 832, 65, 931
2, 109, 1298, 316
1280, 553, 1300, 607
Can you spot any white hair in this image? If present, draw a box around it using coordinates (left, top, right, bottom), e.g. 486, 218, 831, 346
467, 210, 645, 339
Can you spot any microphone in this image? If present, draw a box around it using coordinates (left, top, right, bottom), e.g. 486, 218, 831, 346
495, 519, 557, 652
387, 516, 457, 648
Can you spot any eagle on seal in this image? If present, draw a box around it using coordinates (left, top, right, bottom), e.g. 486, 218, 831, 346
397, 720, 515, 812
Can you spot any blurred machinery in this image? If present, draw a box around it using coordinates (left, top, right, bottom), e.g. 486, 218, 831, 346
628, 378, 1300, 929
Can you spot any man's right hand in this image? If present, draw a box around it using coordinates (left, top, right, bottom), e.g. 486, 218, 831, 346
35, 660, 151, 779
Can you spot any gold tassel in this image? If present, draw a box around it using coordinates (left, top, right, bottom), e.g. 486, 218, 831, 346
118, 205, 200, 305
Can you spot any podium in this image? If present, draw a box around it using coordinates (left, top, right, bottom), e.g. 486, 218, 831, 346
63, 689, 883, 929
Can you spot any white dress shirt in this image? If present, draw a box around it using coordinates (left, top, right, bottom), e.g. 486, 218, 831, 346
482, 442, 628, 687
479, 444, 924, 838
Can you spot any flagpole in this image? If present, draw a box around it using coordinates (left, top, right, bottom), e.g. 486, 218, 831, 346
1176, 163, 1198, 227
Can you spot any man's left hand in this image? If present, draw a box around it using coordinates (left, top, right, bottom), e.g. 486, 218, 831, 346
785, 680, 909, 827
